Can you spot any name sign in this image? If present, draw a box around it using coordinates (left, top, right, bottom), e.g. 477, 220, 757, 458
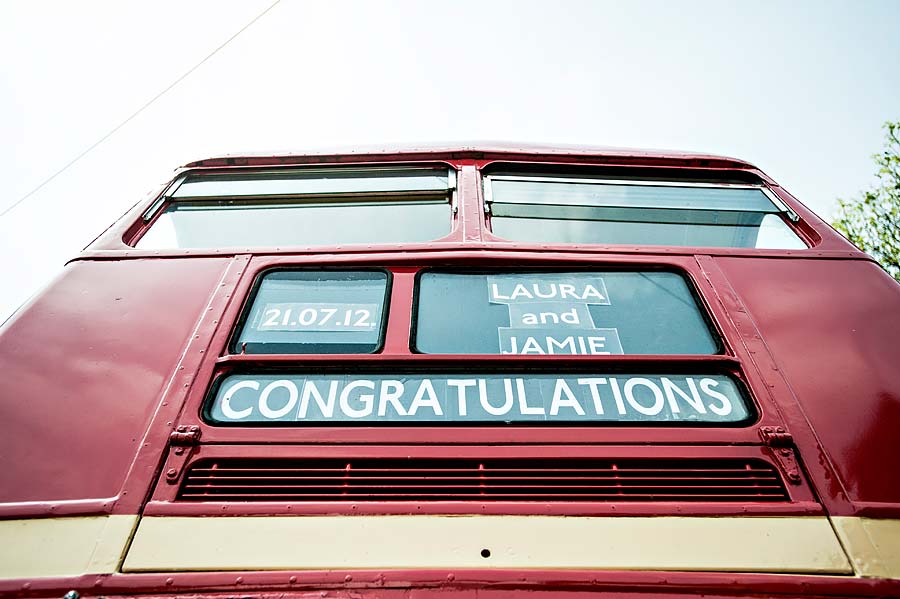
207, 373, 750, 425
488, 274, 623, 354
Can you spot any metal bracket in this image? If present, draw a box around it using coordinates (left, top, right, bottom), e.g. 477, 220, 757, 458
759, 426, 802, 485
164, 425, 201, 484
169, 424, 201, 446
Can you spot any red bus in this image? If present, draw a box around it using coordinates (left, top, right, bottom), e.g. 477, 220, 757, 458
1, 145, 898, 598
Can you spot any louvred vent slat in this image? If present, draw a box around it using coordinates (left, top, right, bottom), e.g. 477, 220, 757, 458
177, 458, 790, 502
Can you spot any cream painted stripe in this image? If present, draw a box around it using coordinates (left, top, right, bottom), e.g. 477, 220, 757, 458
123, 515, 851, 573
832, 517, 900, 579
0, 515, 137, 579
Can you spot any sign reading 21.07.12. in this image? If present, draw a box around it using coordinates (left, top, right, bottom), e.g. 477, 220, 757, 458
488, 274, 624, 355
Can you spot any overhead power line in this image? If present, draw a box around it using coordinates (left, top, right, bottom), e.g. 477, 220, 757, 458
0, 0, 282, 219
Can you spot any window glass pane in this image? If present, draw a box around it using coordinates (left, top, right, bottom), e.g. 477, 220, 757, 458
416, 272, 718, 355
136, 200, 450, 249
207, 372, 751, 425
174, 169, 450, 198
491, 213, 804, 249
487, 177, 806, 249
234, 271, 388, 354
491, 179, 777, 212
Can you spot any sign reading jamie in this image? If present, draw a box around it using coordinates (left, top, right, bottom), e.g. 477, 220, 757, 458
208, 373, 749, 424
487, 274, 623, 355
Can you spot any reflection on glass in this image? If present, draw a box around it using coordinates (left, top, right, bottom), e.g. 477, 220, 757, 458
174, 169, 450, 198
416, 271, 719, 355
136, 200, 450, 249
234, 271, 388, 354
491, 179, 776, 211
491, 213, 805, 249
488, 177, 806, 249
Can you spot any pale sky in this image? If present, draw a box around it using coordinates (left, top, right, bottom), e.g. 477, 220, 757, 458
1, 0, 898, 321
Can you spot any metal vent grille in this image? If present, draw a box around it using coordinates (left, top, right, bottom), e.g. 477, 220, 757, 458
178, 458, 790, 502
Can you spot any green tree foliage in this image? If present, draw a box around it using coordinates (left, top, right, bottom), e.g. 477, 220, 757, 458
832, 121, 900, 281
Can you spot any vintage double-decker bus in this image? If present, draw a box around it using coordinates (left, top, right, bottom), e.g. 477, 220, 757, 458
1, 144, 898, 599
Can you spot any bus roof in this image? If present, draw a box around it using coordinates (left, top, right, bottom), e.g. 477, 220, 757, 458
182, 142, 760, 172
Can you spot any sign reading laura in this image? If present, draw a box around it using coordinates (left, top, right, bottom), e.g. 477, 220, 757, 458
208, 373, 749, 424
488, 275, 610, 305
487, 274, 623, 355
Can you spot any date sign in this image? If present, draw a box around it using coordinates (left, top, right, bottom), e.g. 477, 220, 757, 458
255, 303, 378, 332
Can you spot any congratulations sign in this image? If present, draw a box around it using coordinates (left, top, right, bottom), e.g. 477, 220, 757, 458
207, 373, 750, 425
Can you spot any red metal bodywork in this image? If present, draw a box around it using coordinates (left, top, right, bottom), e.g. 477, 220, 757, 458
1, 146, 898, 598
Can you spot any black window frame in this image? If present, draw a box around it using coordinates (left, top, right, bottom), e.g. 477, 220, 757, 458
410, 267, 725, 356
200, 364, 758, 428
228, 267, 393, 356
482, 172, 807, 250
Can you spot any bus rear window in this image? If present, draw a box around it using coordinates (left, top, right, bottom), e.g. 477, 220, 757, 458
415, 271, 719, 355
485, 175, 806, 249
136, 168, 454, 249
233, 270, 389, 354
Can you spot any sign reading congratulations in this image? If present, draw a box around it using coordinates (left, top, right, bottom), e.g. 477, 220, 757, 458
207, 373, 750, 425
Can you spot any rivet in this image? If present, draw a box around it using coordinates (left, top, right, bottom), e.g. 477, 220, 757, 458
344, 575, 353, 582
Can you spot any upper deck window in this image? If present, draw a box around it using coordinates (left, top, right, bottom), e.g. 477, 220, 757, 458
485, 175, 806, 249
135, 168, 454, 249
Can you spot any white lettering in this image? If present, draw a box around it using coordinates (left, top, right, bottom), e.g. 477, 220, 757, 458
520, 336, 546, 354
490, 283, 509, 301
561, 308, 580, 324
221, 380, 258, 420
662, 377, 706, 414
588, 336, 610, 355
339, 380, 375, 418
547, 336, 575, 354
559, 283, 577, 299
623, 378, 665, 416
608, 377, 628, 415
550, 379, 585, 416
516, 377, 544, 415
582, 284, 606, 301
577, 377, 607, 415
298, 380, 337, 418
409, 379, 443, 416
258, 380, 298, 419
447, 379, 476, 416
377, 380, 408, 417
510, 283, 531, 300
533, 283, 556, 299
701, 378, 733, 416
480, 379, 513, 416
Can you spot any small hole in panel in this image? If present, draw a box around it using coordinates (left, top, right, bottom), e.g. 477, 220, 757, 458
480, 549, 491, 558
